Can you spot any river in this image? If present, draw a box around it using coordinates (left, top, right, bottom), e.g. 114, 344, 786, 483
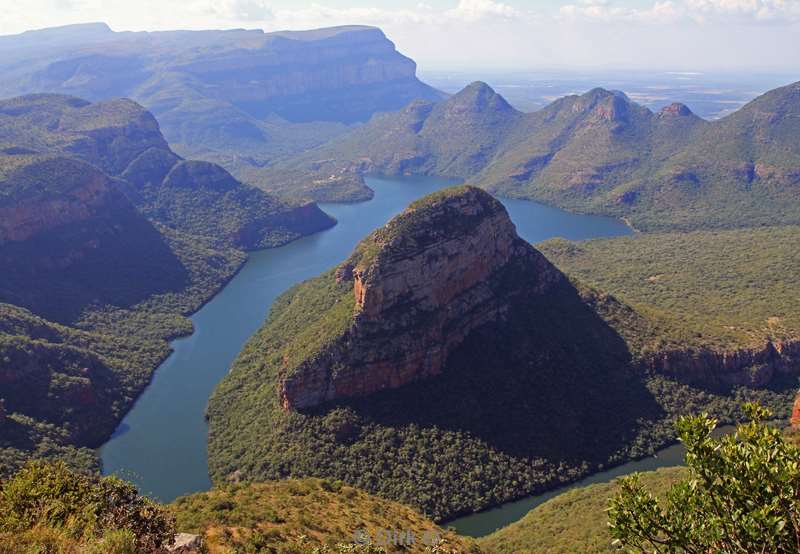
99, 175, 633, 512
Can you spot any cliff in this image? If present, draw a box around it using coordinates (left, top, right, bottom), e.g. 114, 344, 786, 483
643, 339, 800, 389
207, 185, 705, 519
539, 229, 800, 392
0, 25, 444, 182
0, 94, 335, 250
0, 93, 332, 474
279, 186, 566, 410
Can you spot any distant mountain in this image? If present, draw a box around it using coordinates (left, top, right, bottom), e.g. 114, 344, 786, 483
276, 81, 800, 231
0, 24, 445, 183
0, 93, 333, 474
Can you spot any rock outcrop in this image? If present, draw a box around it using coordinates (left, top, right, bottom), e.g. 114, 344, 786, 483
643, 339, 800, 389
792, 392, 800, 429
279, 186, 566, 410
0, 94, 335, 251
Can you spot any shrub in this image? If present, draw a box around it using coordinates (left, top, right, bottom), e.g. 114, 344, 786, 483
0, 461, 175, 551
609, 403, 800, 553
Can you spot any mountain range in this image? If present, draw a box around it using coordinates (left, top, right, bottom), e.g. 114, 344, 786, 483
0, 23, 445, 184
274, 80, 800, 231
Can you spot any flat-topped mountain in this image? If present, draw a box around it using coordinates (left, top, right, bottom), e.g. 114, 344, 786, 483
0, 24, 444, 180
276, 80, 800, 231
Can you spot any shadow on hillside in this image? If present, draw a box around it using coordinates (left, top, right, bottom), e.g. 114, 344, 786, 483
0, 339, 126, 448
337, 279, 666, 464
0, 204, 189, 324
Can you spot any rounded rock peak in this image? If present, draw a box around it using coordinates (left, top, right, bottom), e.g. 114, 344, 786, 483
659, 102, 694, 117
346, 185, 514, 270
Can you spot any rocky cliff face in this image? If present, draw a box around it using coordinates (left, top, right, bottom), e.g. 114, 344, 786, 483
279, 186, 566, 410
0, 94, 335, 251
0, 157, 121, 244
0, 24, 444, 174
643, 339, 800, 389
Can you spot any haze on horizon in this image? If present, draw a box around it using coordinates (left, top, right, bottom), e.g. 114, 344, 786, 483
2, 0, 799, 73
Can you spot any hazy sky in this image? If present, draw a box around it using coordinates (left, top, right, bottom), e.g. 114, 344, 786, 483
2, 0, 799, 72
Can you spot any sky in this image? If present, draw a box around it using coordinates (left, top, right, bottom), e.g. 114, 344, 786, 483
1, 0, 799, 72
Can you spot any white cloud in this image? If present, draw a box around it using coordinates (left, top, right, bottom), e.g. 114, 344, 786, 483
559, 0, 800, 23
446, 0, 521, 22
0, 1, 798, 71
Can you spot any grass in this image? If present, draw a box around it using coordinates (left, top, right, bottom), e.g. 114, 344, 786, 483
538, 226, 800, 352
171, 478, 482, 553
0, 461, 174, 553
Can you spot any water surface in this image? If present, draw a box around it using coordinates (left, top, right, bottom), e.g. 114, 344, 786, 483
100, 175, 632, 502
447, 425, 734, 537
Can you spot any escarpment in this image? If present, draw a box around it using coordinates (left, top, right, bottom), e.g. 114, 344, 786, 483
279, 186, 567, 410
643, 339, 800, 389
0, 94, 335, 250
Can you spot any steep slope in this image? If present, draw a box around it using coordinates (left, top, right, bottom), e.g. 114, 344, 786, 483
267, 82, 521, 200
539, 227, 800, 389
207, 186, 797, 520
0, 94, 335, 250
0, 154, 189, 323
278, 81, 800, 231
0, 24, 445, 182
0, 94, 332, 473
207, 186, 685, 519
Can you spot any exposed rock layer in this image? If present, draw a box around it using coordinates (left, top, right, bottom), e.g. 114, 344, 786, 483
279, 186, 566, 409
643, 339, 800, 388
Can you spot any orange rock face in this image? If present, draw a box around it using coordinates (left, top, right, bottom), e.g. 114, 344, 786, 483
643, 339, 800, 389
0, 158, 117, 244
791, 393, 800, 429
279, 186, 566, 410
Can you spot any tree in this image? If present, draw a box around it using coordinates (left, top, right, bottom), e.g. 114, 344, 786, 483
608, 403, 800, 553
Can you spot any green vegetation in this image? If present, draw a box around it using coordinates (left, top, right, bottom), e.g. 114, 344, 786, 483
0, 94, 336, 251
479, 467, 686, 554
206, 205, 793, 523
276, 80, 800, 233
609, 404, 800, 553
538, 226, 800, 352
0, 461, 175, 553
0, 224, 245, 475
0, 24, 444, 191
171, 478, 481, 553
0, 92, 337, 473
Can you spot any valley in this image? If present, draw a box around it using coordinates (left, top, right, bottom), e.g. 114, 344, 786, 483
0, 15, 799, 553
100, 175, 633, 503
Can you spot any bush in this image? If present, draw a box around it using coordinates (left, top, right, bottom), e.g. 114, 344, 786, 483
609, 403, 800, 553
0, 461, 175, 551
